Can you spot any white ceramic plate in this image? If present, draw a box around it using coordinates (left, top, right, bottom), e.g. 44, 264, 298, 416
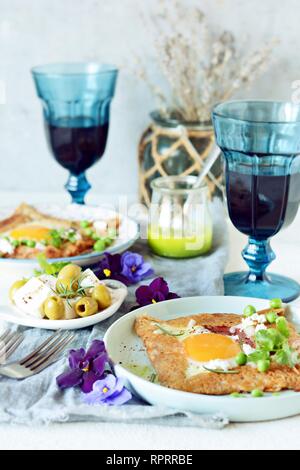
0, 279, 127, 330
104, 295, 300, 422
0, 203, 139, 288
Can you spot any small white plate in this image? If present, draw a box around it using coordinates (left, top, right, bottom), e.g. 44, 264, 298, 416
0, 203, 139, 288
0, 279, 127, 330
104, 295, 300, 422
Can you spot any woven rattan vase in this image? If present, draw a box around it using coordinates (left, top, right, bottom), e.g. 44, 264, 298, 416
138, 111, 224, 206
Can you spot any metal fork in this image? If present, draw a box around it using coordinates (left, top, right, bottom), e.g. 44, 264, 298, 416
0, 329, 24, 363
0, 330, 75, 379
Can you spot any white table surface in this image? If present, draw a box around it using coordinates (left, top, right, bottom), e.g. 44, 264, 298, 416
0, 191, 300, 450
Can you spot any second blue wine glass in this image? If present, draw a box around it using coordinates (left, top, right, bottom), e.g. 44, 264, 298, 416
32, 63, 118, 204
212, 100, 300, 302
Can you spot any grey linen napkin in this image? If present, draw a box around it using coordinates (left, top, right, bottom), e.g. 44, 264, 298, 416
0, 199, 229, 428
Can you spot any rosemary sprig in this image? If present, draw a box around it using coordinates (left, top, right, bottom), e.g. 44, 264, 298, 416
149, 373, 157, 383
53, 277, 94, 307
203, 367, 240, 375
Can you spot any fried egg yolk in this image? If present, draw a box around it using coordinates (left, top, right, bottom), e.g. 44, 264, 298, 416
10, 225, 51, 242
183, 333, 240, 362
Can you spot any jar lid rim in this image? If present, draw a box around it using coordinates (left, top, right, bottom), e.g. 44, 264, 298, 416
150, 176, 208, 194
150, 111, 212, 129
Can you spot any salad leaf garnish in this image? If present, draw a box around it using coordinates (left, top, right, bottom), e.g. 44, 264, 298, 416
247, 350, 270, 364
242, 302, 298, 371
34, 253, 68, 277
273, 342, 299, 367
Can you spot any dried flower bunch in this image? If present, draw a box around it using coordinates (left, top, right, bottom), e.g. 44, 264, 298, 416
135, 0, 274, 123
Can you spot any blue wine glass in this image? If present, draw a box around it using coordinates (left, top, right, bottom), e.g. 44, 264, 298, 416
212, 100, 300, 302
32, 63, 118, 204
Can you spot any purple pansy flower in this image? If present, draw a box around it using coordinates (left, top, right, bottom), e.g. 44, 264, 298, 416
135, 277, 180, 307
83, 374, 132, 406
96, 253, 130, 285
56, 340, 108, 393
120, 251, 154, 284
96, 252, 154, 286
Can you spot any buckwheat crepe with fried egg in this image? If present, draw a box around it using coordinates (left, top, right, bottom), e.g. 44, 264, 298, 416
135, 309, 300, 395
0, 203, 119, 259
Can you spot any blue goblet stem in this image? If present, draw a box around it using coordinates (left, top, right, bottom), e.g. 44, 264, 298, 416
65, 172, 91, 205
242, 237, 276, 282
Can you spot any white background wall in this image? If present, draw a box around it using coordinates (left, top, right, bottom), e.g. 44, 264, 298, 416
0, 0, 299, 199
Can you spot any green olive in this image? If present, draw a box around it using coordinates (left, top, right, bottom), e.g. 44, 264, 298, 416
56, 264, 82, 295
92, 284, 112, 310
9, 279, 27, 303
75, 297, 98, 317
58, 263, 82, 281
43, 296, 65, 320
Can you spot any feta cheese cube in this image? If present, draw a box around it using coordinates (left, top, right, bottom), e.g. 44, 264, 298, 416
80, 269, 101, 294
243, 343, 256, 355
13, 274, 57, 319
93, 220, 107, 235
0, 238, 14, 255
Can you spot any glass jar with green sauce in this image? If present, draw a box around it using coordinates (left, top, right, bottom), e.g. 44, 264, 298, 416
148, 176, 213, 258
